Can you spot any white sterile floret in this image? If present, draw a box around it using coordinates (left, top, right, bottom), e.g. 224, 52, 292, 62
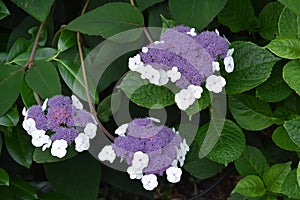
166, 167, 182, 183
205, 75, 226, 93
142, 47, 149, 53
71, 95, 83, 110
171, 159, 178, 167
132, 151, 149, 169
139, 65, 159, 83
224, 56, 234, 73
128, 54, 142, 71
51, 139, 68, 158
154, 40, 164, 45
180, 139, 190, 153
75, 133, 90, 152
175, 89, 195, 110
149, 117, 160, 123
187, 85, 203, 99
22, 118, 37, 135
84, 123, 97, 139
127, 166, 143, 179
41, 98, 48, 111
158, 70, 169, 85
141, 174, 158, 191
42, 139, 52, 151
215, 29, 220, 36
167, 67, 181, 82
98, 145, 116, 163
187, 28, 197, 36
22, 107, 28, 117
226, 48, 234, 57
212, 61, 220, 72
31, 130, 50, 147
115, 123, 128, 136
176, 147, 186, 167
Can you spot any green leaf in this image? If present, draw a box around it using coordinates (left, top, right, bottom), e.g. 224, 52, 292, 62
169, 0, 227, 31
160, 14, 176, 33
58, 30, 76, 52
263, 162, 291, 193
0, 65, 24, 116
57, 59, 99, 104
281, 170, 300, 199
0, 105, 19, 127
39, 192, 69, 200
266, 37, 300, 59
297, 162, 300, 188
184, 88, 211, 120
4, 126, 34, 168
10, 0, 54, 22
256, 62, 292, 102
234, 146, 269, 178
25, 60, 61, 99
44, 153, 101, 200
135, 0, 164, 11
97, 92, 121, 122
228, 94, 273, 131
0, 0, 10, 20
233, 175, 265, 198
0, 132, 2, 155
272, 126, 300, 152
10, 177, 38, 199
195, 119, 245, 165
184, 142, 224, 180
284, 116, 300, 147
7, 38, 31, 62
278, 7, 300, 38
279, 0, 300, 16
67, 2, 144, 41
259, 2, 284, 40
0, 168, 9, 186
20, 78, 36, 108
283, 60, 300, 95
28, 26, 48, 46
217, 0, 259, 32
224, 41, 280, 94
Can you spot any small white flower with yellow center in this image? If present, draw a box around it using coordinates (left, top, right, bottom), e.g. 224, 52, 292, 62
141, 174, 158, 191
84, 123, 97, 139
115, 123, 128, 136
205, 75, 226, 93
98, 145, 116, 163
51, 139, 68, 158
74, 133, 90, 152
166, 167, 182, 183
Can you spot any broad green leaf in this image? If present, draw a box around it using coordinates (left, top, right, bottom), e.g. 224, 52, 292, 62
20, 78, 36, 107
10, 0, 54, 22
224, 41, 280, 94
148, 1, 172, 27
228, 94, 273, 131
234, 146, 269, 178
279, 0, 300, 16
0, 187, 13, 200
39, 192, 69, 200
266, 37, 300, 59
7, 37, 31, 62
233, 175, 265, 197
0, 0, 10, 20
0, 105, 19, 127
281, 170, 300, 199
135, 0, 164, 11
25, 60, 61, 99
28, 26, 48, 46
0, 52, 7, 64
297, 162, 300, 188
256, 62, 292, 102
0, 65, 24, 116
10, 177, 38, 199
218, 0, 259, 32
160, 14, 176, 33
259, 2, 284, 40
44, 153, 101, 200
58, 30, 76, 52
278, 7, 300, 38
272, 126, 300, 152
184, 142, 224, 180
119, 71, 175, 109
57, 59, 99, 104
67, 3, 144, 41
4, 126, 34, 168
169, 0, 227, 31
185, 89, 211, 120
0, 168, 9, 186
263, 162, 291, 193
97, 92, 121, 122
195, 119, 245, 165
284, 116, 300, 147
0, 132, 2, 155
283, 60, 300, 95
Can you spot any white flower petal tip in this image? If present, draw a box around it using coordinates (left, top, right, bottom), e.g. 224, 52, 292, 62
98, 145, 116, 163
187, 85, 203, 99
31, 130, 49, 147
128, 54, 142, 71
171, 160, 178, 167
42, 139, 52, 151
142, 47, 149, 53
212, 61, 220, 72
139, 65, 160, 85
71, 95, 83, 110
22, 118, 37, 135
176, 147, 186, 167
175, 89, 195, 110
75, 133, 90, 152
158, 70, 169, 85
205, 75, 226, 94
215, 29, 220, 36
224, 56, 234, 73
127, 166, 143, 179
166, 167, 182, 183
141, 174, 158, 191
132, 151, 149, 170
167, 67, 181, 82
227, 48, 234, 57
115, 123, 128, 136
41, 98, 48, 111
51, 139, 68, 158
22, 107, 28, 117
84, 123, 97, 139
149, 117, 160, 123
181, 139, 190, 153
154, 40, 164, 45
187, 28, 197, 36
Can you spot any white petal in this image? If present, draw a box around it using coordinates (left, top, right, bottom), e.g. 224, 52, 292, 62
148, 117, 160, 123
212, 61, 220, 72
205, 75, 226, 93
187, 28, 196, 36
142, 47, 148, 53
132, 151, 149, 170
175, 89, 195, 110
22, 107, 28, 117
224, 56, 234, 73
166, 167, 182, 183
51, 140, 68, 158
115, 123, 128, 136
187, 85, 203, 99
127, 166, 143, 179
71, 95, 83, 110
41, 98, 48, 111
75, 133, 90, 152
42, 139, 52, 151
226, 48, 234, 57
167, 69, 181, 82
141, 174, 158, 191
158, 70, 169, 85
84, 123, 97, 139
22, 118, 37, 135
98, 145, 116, 163
215, 29, 220, 36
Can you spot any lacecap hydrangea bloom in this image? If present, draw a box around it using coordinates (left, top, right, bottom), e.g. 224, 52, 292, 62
98, 117, 189, 191
128, 26, 234, 110
22, 95, 97, 158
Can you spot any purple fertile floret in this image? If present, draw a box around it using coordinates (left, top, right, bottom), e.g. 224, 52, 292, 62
50, 127, 78, 144
27, 105, 47, 130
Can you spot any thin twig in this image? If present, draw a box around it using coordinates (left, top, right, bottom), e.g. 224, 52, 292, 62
77, 0, 115, 141
130, 0, 135, 6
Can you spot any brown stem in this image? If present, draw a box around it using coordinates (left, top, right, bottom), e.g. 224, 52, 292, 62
77, 0, 115, 141
130, 0, 135, 6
